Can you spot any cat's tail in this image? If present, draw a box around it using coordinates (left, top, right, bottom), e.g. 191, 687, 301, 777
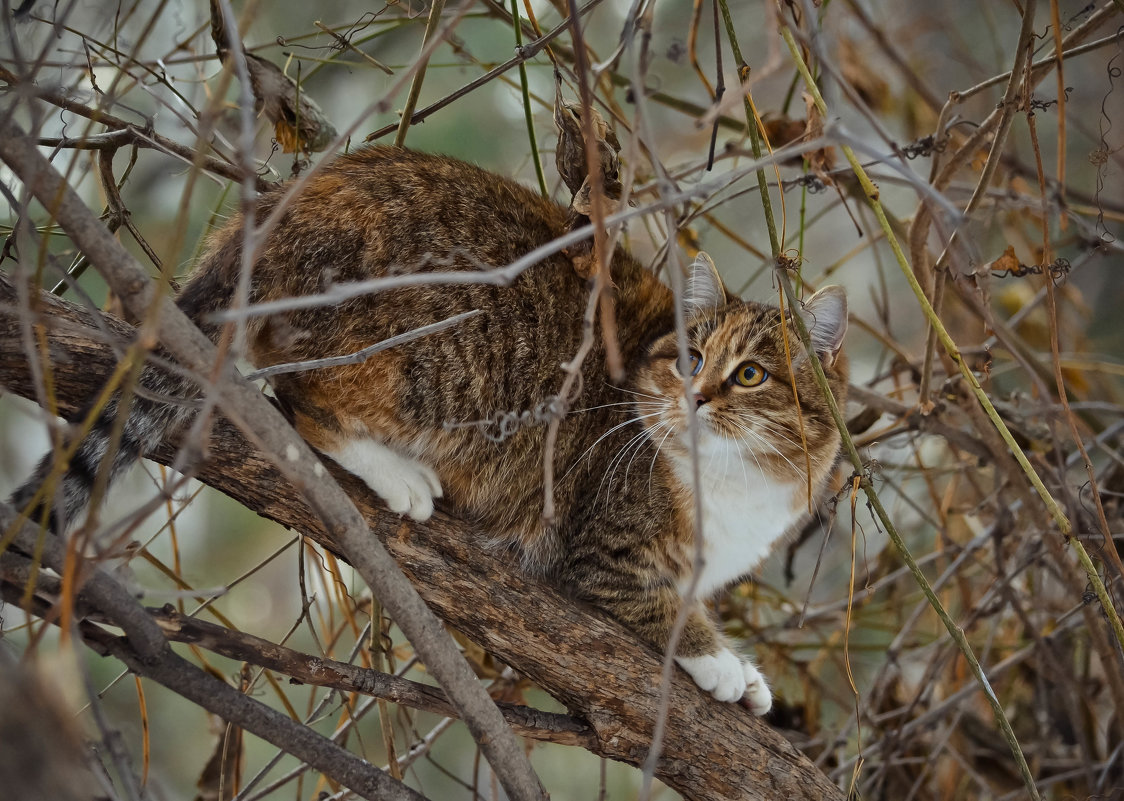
8, 237, 240, 532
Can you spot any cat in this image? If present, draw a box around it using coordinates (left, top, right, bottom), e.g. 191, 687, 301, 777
11, 145, 848, 714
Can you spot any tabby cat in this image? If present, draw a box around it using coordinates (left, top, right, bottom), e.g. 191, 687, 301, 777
13, 146, 848, 713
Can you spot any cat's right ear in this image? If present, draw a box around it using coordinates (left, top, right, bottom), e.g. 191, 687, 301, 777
683, 252, 731, 318
799, 285, 848, 369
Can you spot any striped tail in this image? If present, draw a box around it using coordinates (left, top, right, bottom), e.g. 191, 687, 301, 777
9, 372, 202, 531
9, 244, 239, 532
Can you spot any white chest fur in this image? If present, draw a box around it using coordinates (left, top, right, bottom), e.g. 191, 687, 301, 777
667, 435, 803, 599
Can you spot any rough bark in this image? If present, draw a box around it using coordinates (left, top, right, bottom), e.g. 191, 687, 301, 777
0, 121, 546, 801
0, 273, 845, 801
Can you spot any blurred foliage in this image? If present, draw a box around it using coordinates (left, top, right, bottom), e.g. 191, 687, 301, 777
2, 0, 1124, 799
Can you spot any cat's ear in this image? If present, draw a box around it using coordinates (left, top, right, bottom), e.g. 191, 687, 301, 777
799, 285, 848, 368
683, 252, 731, 317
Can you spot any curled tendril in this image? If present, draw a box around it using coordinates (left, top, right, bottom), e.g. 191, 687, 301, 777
900, 134, 947, 159
991, 258, 1072, 283
443, 396, 564, 442
777, 251, 803, 272
790, 173, 828, 194
1029, 87, 1073, 111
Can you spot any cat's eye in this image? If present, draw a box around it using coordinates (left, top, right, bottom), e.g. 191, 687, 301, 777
677, 350, 703, 377
732, 361, 768, 387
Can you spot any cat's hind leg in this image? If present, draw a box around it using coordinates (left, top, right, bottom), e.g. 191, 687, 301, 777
324, 437, 443, 521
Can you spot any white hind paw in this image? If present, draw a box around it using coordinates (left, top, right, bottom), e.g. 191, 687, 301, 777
327, 439, 443, 521
374, 461, 442, 520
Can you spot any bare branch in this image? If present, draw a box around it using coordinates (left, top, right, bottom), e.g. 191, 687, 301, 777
0, 121, 548, 801
0, 271, 846, 801
0, 508, 430, 801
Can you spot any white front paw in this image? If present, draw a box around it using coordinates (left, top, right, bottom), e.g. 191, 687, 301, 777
742, 661, 772, 715
676, 649, 746, 703
676, 648, 773, 712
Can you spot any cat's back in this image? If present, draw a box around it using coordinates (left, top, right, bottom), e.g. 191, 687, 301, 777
185, 146, 667, 436
187, 144, 598, 358
259, 146, 571, 286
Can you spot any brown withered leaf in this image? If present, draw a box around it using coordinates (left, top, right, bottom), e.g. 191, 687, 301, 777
555, 79, 626, 279
554, 81, 622, 201
569, 177, 628, 218
677, 226, 703, 261
759, 98, 835, 182
837, 35, 890, 113
245, 53, 338, 154
802, 91, 836, 185
989, 245, 1020, 276
760, 114, 808, 151
451, 628, 506, 680
209, 0, 338, 154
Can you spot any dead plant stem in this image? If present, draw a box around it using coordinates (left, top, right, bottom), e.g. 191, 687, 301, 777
779, 18, 1047, 801
394, 0, 446, 147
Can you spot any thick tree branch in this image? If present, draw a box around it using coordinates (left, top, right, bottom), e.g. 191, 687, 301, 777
0, 120, 547, 801
0, 550, 595, 749
0, 272, 845, 801
0, 506, 430, 801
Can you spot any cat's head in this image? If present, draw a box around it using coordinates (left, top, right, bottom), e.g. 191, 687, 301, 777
634, 252, 849, 484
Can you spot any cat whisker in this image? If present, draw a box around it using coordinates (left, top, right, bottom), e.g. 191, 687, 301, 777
572, 400, 663, 414
597, 421, 664, 505
647, 421, 678, 493
695, 426, 764, 495
606, 384, 665, 403
731, 430, 773, 493
562, 410, 664, 483
731, 422, 803, 481
735, 414, 804, 453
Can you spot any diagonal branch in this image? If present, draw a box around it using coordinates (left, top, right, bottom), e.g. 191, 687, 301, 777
0, 548, 596, 749
0, 507, 430, 801
0, 119, 547, 801
0, 272, 845, 801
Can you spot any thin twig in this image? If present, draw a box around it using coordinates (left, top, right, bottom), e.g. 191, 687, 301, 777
244, 310, 481, 381
394, 0, 446, 147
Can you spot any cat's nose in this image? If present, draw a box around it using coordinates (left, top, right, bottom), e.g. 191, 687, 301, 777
694, 392, 709, 408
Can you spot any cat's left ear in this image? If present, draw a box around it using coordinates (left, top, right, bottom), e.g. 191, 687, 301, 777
799, 285, 848, 368
683, 252, 732, 318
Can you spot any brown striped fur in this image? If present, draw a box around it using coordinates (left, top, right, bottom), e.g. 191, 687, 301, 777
15, 146, 847, 709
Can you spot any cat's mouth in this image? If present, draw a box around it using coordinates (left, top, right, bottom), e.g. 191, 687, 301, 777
666, 403, 760, 454
662, 401, 726, 442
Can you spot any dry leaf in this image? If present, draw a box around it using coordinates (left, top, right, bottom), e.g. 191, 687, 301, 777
802, 91, 836, 184
759, 101, 835, 181
989, 245, 1020, 276
554, 80, 622, 202
244, 53, 338, 154
210, 0, 338, 154
761, 114, 808, 151
677, 226, 703, 261
555, 79, 626, 279
837, 35, 890, 113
